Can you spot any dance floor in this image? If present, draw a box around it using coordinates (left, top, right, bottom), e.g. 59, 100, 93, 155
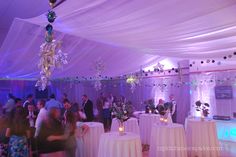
142, 141, 236, 157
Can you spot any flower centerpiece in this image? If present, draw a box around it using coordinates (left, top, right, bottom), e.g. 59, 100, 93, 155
111, 102, 131, 135
195, 100, 210, 121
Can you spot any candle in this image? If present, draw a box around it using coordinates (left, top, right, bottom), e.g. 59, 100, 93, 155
149, 110, 152, 114
119, 126, 124, 132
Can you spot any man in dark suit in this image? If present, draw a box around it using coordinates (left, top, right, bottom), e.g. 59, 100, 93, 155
82, 95, 94, 122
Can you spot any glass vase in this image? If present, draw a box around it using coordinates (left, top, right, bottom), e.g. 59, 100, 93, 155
118, 121, 125, 136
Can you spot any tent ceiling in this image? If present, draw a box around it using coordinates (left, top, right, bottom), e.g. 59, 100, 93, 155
1, 0, 236, 79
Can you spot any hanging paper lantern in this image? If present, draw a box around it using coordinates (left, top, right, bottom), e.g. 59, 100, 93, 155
47, 11, 57, 23
49, 0, 57, 3
45, 31, 53, 42
46, 24, 53, 34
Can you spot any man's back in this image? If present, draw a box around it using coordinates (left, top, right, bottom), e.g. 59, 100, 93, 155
45, 99, 62, 110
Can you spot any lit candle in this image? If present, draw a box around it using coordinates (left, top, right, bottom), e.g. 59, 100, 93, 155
119, 126, 124, 132
149, 110, 152, 114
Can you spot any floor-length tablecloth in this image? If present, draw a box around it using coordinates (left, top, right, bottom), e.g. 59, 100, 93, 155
185, 118, 220, 157
139, 114, 160, 144
76, 122, 104, 157
111, 117, 140, 135
98, 132, 142, 157
149, 123, 187, 157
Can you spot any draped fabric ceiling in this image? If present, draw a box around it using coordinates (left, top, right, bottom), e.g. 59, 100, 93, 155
1, 0, 236, 79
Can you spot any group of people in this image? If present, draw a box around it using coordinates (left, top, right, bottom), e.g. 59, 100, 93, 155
145, 94, 177, 123
0, 93, 94, 157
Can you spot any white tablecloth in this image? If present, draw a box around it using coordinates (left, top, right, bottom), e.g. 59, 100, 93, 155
139, 114, 160, 144
149, 123, 187, 157
185, 118, 220, 157
111, 118, 140, 135
98, 132, 142, 157
76, 122, 104, 157
133, 111, 145, 119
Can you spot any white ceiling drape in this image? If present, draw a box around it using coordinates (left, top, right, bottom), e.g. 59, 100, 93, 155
1, 0, 236, 78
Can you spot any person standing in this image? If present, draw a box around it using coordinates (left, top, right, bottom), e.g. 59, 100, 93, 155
23, 94, 34, 110
102, 98, 111, 131
35, 99, 47, 137
37, 107, 65, 157
168, 94, 177, 123
82, 95, 94, 122
6, 107, 30, 157
45, 94, 62, 111
3, 93, 15, 116
96, 93, 105, 122
156, 99, 166, 116
64, 111, 77, 157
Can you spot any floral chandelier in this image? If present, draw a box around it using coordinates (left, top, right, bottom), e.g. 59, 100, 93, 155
93, 58, 105, 91
126, 74, 141, 93
36, 0, 68, 91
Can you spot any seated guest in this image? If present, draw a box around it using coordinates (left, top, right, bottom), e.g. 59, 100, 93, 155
6, 107, 30, 157
156, 99, 166, 116
35, 99, 47, 137
82, 95, 94, 122
45, 94, 62, 111
37, 107, 66, 157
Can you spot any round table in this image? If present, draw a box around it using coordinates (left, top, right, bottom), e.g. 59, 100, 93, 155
98, 132, 142, 157
76, 122, 104, 157
185, 118, 220, 157
133, 111, 145, 119
139, 114, 160, 144
111, 118, 140, 135
149, 123, 187, 157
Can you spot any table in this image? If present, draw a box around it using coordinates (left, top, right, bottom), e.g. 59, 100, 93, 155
149, 123, 187, 157
76, 122, 104, 157
133, 110, 145, 119
215, 119, 236, 142
111, 117, 140, 135
98, 132, 142, 157
185, 118, 220, 157
139, 114, 160, 144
